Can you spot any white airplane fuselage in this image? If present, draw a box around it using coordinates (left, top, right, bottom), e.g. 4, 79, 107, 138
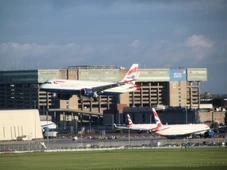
40, 121, 57, 130
40, 64, 140, 99
40, 79, 138, 95
128, 124, 157, 131
115, 123, 157, 134
155, 124, 210, 138
152, 108, 211, 138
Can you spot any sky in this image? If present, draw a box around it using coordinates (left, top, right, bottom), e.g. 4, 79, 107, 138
0, 0, 226, 94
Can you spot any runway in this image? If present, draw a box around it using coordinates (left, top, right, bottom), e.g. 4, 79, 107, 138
1, 132, 226, 153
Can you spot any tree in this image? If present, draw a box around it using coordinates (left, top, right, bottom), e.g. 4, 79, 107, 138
213, 97, 224, 108
210, 121, 219, 129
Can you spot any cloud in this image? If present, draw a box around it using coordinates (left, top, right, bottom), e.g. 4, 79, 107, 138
172, 27, 188, 36
0, 42, 94, 69
184, 35, 215, 61
185, 35, 214, 48
128, 40, 141, 48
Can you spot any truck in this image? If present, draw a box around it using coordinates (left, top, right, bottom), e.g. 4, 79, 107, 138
44, 131, 58, 138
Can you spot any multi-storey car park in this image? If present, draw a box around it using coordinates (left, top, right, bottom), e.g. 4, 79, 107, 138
0, 65, 210, 132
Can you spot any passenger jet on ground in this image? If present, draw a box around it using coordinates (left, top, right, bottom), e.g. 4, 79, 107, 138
152, 108, 210, 139
114, 114, 156, 134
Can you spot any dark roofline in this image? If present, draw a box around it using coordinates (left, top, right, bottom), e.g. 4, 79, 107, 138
67, 65, 119, 70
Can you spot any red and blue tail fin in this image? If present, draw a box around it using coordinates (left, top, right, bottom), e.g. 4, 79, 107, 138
122, 64, 139, 83
152, 108, 163, 131
127, 114, 134, 128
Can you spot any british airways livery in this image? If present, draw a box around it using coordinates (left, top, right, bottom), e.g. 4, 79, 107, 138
40, 64, 140, 100
40, 121, 57, 132
152, 108, 210, 139
114, 114, 156, 134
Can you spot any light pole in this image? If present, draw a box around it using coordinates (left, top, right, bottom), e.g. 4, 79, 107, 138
78, 113, 82, 146
33, 100, 36, 109
42, 99, 48, 147
212, 111, 214, 127
28, 133, 32, 151
184, 97, 188, 124
111, 115, 114, 130
33, 100, 37, 138
89, 114, 91, 133
80, 128, 82, 146
185, 106, 188, 124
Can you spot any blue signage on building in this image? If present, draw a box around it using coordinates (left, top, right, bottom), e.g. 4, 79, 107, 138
170, 69, 186, 81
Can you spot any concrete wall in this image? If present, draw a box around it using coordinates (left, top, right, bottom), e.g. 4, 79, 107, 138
102, 107, 197, 125
0, 109, 43, 141
169, 81, 179, 106
198, 111, 225, 124
169, 81, 188, 107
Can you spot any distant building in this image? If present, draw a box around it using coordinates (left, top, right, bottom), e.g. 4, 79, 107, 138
0, 109, 43, 141
0, 66, 207, 129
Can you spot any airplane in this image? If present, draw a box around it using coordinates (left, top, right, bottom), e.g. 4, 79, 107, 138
114, 114, 156, 134
40, 64, 140, 100
40, 121, 57, 132
152, 108, 210, 139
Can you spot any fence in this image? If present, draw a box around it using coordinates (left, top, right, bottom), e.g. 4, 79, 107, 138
1, 138, 226, 153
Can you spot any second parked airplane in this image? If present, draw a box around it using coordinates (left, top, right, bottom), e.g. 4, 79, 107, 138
114, 114, 156, 134
152, 108, 210, 139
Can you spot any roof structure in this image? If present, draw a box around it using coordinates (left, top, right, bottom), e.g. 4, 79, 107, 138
67, 65, 118, 69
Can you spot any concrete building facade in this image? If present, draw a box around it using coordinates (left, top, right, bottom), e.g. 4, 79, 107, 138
0, 109, 43, 141
0, 66, 207, 130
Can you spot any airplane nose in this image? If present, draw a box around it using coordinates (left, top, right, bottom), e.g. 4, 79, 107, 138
39, 84, 45, 90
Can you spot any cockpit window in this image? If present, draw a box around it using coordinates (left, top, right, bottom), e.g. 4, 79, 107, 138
44, 81, 52, 84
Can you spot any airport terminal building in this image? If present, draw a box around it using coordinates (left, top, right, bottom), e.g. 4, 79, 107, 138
0, 66, 208, 130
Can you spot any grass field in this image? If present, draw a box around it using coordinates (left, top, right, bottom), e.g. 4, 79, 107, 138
0, 148, 227, 170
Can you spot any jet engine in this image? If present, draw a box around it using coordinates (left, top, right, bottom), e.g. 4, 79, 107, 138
81, 88, 98, 98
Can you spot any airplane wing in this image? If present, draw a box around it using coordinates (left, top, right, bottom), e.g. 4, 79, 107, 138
129, 127, 155, 131
114, 123, 129, 130
91, 81, 125, 93
114, 124, 155, 131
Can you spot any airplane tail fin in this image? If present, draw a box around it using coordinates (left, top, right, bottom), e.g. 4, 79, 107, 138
152, 108, 163, 131
122, 64, 139, 83
127, 114, 134, 128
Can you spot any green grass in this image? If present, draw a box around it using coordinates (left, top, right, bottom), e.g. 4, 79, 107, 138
0, 148, 227, 170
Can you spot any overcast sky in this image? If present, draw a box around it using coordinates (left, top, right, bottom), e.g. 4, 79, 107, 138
0, 0, 226, 94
